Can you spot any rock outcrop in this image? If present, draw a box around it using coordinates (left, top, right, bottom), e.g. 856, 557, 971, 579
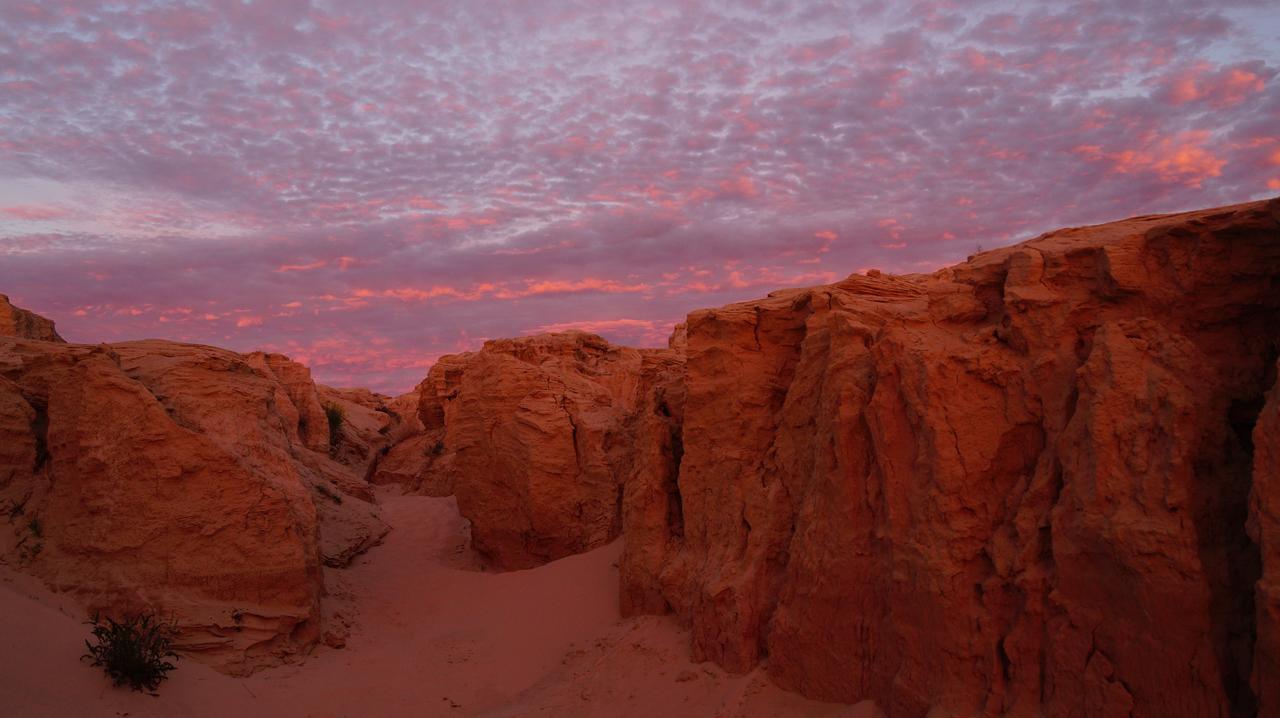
248, 352, 332, 453
366, 389, 435, 490
385, 198, 1279, 717
317, 385, 397, 467
0, 325, 388, 673
617, 343, 686, 616
629, 198, 1279, 717
408, 331, 654, 569
0, 294, 64, 342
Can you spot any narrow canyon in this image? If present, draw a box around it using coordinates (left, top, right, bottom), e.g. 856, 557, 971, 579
2, 197, 1278, 717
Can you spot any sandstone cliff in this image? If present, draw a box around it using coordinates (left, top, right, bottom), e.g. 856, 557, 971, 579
385, 198, 1279, 717
655, 198, 1278, 718
408, 331, 655, 569
0, 330, 391, 673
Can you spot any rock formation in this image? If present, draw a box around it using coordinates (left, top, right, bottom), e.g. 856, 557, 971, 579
2, 197, 1276, 716
0, 328, 391, 673
317, 385, 399, 467
643, 198, 1278, 717
248, 351, 332, 453
408, 331, 653, 569
0, 294, 64, 342
385, 197, 1279, 717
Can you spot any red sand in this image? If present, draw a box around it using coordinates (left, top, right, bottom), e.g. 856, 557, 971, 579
1, 490, 879, 717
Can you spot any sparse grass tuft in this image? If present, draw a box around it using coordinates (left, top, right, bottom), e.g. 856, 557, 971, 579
324, 403, 345, 448
82, 612, 179, 692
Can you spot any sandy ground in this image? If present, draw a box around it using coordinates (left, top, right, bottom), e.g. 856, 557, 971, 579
1, 491, 880, 717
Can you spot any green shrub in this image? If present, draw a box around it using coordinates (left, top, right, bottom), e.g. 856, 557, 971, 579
324, 403, 345, 445
82, 612, 179, 692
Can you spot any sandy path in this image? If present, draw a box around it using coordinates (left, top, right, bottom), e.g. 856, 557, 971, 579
1, 491, 877, 717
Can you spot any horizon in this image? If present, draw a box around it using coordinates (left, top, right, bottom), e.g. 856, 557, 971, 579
2, 1, 1278, 394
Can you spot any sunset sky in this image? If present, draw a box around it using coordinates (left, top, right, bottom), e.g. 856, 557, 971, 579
1, 0, 1278, 393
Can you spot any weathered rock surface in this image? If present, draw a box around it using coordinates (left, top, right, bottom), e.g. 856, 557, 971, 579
617, 343, 686, 616
317, 385, 397, 468
0, 294, 64, 342
407, 331, 651, 569
367, 390, 435, 490
248, 352, 331, 453
1252, 355, 1280, 712
627, 198, 1279, 717
0, 327, 387, 673
385, 198, 1279, 716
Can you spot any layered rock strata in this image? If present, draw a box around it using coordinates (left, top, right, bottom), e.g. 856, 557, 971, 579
0, 334, 389, 673
647, 199, 1279, 717
389, 198, 1279, 717
409, 331, 658, 569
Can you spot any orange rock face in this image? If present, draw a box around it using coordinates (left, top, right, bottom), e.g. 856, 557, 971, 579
618, 198, 1279, 717
384, 199, 1278, 716
249, 352, 332, 453
0, 331, 387, 673
617, 342, 686, 616
0, 294, 64, 342
408, 331, 651, 569
317, 385, 398, 468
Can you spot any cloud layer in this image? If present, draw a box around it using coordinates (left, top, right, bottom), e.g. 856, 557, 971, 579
1, 0, 1277, 392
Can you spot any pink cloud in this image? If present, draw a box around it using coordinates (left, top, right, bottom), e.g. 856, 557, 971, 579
1163, 62, 1268, 107
276, 260, 328, 273
1, 204, 71, 221
356, 277, 653, 305
1074, 131, 1226, 188
0, 0, 1275, 393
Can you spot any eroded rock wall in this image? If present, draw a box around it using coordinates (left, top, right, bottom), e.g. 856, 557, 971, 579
0, 333, 389, 673
630, 198, 1279, 717
409, 331, 650, 569
389, 198, 1279, 715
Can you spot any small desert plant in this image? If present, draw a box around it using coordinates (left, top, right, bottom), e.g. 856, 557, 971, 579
82, 612, 179, 692
28, 517, 42, 538
324, 403, 345, 444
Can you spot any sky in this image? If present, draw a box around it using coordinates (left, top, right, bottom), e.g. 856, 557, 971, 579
1, 0, 1278, 394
